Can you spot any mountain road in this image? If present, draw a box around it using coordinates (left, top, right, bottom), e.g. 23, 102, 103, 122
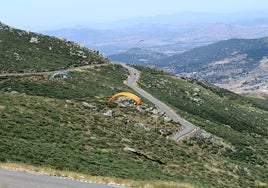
120, 63, 196, 141
0, 63, 195, 187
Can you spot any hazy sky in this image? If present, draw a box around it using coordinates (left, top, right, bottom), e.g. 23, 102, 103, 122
1, 0, 268, 30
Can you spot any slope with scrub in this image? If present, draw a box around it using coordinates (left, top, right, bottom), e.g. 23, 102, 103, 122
1, 64, 267, 188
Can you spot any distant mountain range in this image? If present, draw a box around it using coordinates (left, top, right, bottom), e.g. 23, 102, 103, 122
108, 47, 168, 65
43, 22, 268, 56
41, 11, 268, 56
108, 37, 268, 97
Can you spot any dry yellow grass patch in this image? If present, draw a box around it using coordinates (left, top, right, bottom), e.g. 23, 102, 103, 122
0, 162, 197, 188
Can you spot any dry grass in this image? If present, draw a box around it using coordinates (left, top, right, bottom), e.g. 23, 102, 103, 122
141, 181, 196, 188
0, 163, 197, 188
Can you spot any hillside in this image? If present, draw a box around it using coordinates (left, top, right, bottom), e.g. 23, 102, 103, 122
156, 37, 268, 96
0, 24, 267, 188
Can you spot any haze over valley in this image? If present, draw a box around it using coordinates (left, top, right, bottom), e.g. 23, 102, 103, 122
43, 11, 268, 56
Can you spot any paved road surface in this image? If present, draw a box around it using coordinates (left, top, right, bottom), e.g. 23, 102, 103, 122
0, 168, 127, 188
120, 63, 196, 141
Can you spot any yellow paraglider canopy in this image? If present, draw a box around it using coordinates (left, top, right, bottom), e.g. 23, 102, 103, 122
109, 92, 141, 105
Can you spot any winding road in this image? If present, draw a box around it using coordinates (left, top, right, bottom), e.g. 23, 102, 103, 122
120, 63, 196, 141
0, 63, 196, 187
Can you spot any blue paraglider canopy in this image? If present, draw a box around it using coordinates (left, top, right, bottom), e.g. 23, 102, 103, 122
50, 71, 72, 79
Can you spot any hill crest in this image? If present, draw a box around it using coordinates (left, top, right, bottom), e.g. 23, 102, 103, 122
0, 22, 108, 74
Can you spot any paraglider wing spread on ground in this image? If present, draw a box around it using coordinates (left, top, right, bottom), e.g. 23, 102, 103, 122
109, 92, 141, 105
50, 71, 72, 79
